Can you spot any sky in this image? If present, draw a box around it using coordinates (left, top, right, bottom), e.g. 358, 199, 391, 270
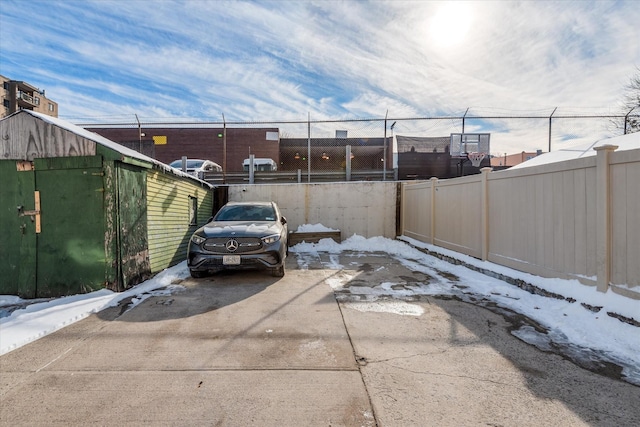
1, 233, 639, 386
1, 0, 639, 154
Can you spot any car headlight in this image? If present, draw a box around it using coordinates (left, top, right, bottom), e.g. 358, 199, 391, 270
261, 234, 281, 245
191, 234, 206, 245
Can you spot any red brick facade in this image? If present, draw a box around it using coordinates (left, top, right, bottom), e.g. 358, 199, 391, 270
90, 127, 280, 172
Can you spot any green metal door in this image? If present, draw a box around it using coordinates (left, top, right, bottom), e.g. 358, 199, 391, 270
0, 160, 37, 297
34, 157, 106, 297
116, 162, 150, 288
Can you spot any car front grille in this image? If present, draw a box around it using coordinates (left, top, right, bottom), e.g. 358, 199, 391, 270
203, 237, 263, 254
201, 253, 279, 267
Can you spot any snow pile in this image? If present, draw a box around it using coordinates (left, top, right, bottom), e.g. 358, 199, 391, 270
0, 263, 189, 355
295, 223, 339, 232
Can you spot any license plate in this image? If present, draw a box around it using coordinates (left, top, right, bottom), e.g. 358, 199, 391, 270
223, 255, 241, 265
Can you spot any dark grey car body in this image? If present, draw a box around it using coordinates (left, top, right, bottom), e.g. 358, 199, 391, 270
187, 201, 288, 277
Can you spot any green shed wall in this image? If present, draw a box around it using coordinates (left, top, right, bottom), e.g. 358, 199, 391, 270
0, 156, 109, 297
146, 170, 213, 272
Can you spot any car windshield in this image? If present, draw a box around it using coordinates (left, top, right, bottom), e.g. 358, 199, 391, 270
214, 205, 276, 221
186, 160, 205, 168
170, 160, 205, 169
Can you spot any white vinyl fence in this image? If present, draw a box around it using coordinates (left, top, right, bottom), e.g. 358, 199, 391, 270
401, 145, 640, 299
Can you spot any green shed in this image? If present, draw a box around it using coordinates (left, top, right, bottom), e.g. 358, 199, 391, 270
0, 110, 215, 298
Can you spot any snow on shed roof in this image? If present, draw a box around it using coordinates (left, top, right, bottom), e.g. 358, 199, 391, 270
510, 132, 640, 169
7, 110, 211, 187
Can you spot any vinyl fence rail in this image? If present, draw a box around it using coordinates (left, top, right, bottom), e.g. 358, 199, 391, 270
400, 145, 640, 299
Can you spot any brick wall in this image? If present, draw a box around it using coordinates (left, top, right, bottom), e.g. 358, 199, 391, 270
90, 127, 280, 172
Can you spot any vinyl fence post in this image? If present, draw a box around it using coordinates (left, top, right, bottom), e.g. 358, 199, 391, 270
548, 107, 557, 152
430, 177, 438, 245
480, 167, 492, 261
594, 144, 618, 293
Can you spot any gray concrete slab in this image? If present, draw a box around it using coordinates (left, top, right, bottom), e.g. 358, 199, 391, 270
49, 268, 356, 372
1, 259, 374, 426
1, 370, 374, 426
341, 299, 640, 426
333, 253, 640, 427
2, 251, 639, 427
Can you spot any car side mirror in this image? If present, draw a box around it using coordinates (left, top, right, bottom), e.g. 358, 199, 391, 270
281, 216, 287, 225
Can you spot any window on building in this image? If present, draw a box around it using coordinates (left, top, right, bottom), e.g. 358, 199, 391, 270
188, 196, 198, 226
34, 96, 40, 105
48, 103, 54, 111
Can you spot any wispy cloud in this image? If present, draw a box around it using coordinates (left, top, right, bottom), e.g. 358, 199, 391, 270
1, 0, 638, 153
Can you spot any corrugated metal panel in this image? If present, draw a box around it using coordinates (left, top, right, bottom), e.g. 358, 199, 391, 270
146, 171, 213, 272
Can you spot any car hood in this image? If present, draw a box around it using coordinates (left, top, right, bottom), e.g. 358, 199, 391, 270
200, 221, 282, 238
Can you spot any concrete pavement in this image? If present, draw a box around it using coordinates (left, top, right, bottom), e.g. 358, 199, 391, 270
1, 251, 639, 426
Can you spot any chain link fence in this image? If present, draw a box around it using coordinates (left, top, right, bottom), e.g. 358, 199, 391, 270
81, 108, 638, 183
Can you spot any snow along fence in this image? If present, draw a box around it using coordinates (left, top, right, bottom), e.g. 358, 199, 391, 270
400, 145, 640, 299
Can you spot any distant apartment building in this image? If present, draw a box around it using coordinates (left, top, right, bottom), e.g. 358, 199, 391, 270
1, 74, 58, 118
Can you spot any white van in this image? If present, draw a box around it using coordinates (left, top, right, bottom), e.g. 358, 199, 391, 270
243, 158, 277, 172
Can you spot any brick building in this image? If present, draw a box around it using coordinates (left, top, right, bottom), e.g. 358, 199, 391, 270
89, 127, 280, 173
490, 150, 543, 168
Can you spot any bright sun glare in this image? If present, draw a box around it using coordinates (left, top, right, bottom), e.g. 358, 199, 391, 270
429, 2, 473, 47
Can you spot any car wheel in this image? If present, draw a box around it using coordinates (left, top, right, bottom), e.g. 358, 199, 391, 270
271, 264, 285, 277
190, 269, 207, 278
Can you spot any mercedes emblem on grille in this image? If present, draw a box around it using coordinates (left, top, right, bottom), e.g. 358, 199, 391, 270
225, 239, 239, 252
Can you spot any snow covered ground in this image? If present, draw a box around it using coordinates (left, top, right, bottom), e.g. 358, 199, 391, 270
1, 233, 638, 385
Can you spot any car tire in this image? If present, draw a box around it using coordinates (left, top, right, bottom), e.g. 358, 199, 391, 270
271, 264, 285, 277
190, 269, 207, 278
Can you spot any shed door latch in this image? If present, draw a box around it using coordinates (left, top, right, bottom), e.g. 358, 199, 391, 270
17, 191, 41, 233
